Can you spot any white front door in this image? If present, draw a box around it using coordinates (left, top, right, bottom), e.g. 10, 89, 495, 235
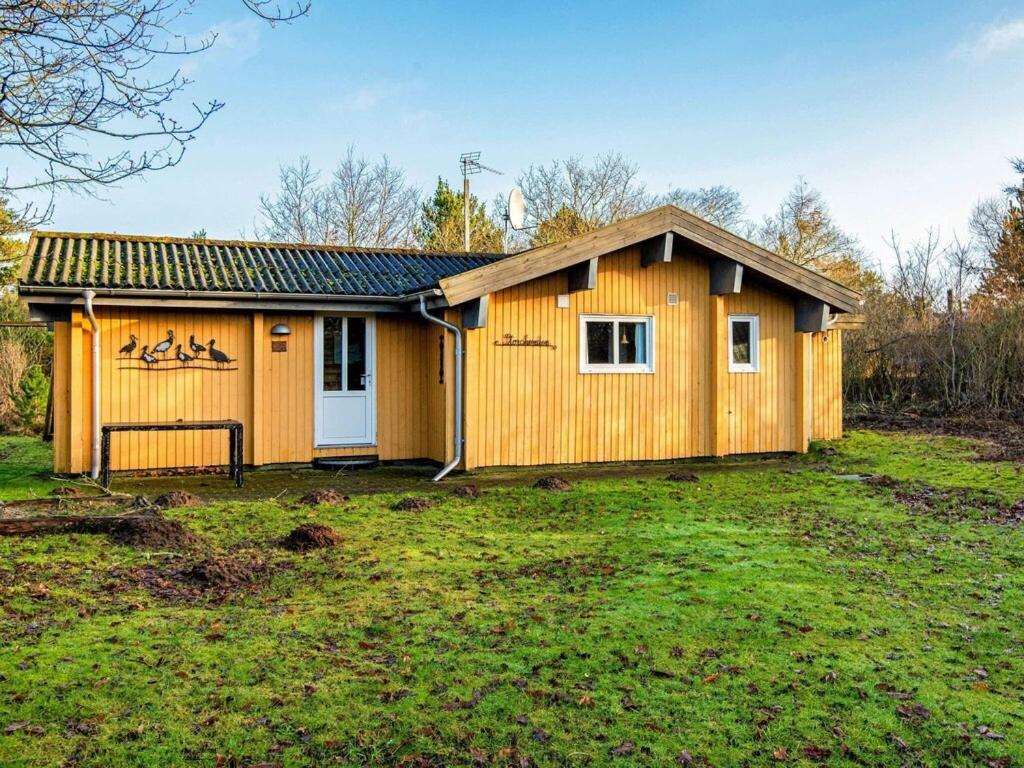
314, 315, 376, 446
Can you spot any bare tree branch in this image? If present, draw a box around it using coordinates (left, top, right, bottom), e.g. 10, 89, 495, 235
0, 0, 309, 205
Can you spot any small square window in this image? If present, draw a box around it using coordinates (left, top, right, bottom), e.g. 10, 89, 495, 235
728, 315, 759, 373
580, 315, 654, 373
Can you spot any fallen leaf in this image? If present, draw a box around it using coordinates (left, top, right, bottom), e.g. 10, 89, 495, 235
977, 725, 1006, 740
772, 746, 788, 761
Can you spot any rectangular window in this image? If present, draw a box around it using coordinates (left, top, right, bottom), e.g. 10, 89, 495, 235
322, 316, 367, 391
728, 314, 760, 373
580, 315, 654, 373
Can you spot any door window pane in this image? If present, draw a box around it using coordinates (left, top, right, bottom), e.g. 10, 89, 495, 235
618, 321, 647, 365
586, 321, 614, 365
731, 319, 751, 365
346, 317, 366, 391
322, 317, 343, 391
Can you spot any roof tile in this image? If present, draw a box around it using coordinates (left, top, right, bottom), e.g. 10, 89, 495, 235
21, 233, 502, 298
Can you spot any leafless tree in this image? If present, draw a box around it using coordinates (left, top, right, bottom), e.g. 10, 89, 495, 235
516, 153, 654, 246
969, 197, 1007, 257
256, 157, 335, 243
256, 149, 420, 247
756, 179, 862, 268
328, 148, 419, 248
661, 185, 746, 231
0, 0, 309, 220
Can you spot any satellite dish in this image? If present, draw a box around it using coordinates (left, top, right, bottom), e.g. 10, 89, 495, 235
507, 188, 526, 230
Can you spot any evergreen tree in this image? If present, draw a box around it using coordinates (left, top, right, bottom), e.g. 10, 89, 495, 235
417, 178, 503, 252
978, 158, 1024, 301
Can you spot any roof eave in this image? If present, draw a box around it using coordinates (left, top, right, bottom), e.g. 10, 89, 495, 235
438, 205, 863, 314
17, 283, 443, 305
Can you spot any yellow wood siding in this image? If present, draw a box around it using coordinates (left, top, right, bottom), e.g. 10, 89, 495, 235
54, 307, 448, 473
51, 320, 71, 473
464, 246, 712, 468
722, 283, 797, 454
47, 256, 844, 475
811, 329, 844, 440
463, 245, 830, 469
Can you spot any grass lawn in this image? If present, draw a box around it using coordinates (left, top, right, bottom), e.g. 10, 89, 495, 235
0, 431, 1022, 767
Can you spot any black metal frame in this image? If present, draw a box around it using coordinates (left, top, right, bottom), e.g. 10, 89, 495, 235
100, 420, 243, 489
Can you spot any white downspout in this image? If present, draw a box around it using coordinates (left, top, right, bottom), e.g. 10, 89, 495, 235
82, 290, 101, 480
418, 295, 462, 481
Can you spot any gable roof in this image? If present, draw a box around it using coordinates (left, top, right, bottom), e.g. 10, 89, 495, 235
439, 205, 863, 314
19, 232, 501, 300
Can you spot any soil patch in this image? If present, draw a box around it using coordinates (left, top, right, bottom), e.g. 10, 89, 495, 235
298, 488, 348, 506
868, 476, 1024, 524
665, 471, 699, 483
848, 412, 1024, 463
98, 513, 204, 550
281, 523, 342, 552
451, 485, 480, 498
50, 486, 87, 498
120, 553, 267, 602
392, 497, 433, 512
152, 491, 203, 509
183, 555, 267, 590
533, 476, 572, 491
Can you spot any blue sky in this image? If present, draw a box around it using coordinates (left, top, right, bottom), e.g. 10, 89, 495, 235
18, 0, 1024, 270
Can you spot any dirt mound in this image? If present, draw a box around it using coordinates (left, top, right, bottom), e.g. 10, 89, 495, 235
281, 523, 342, 551
533, 476, 571, 491
665, 471, 699, 483
50, 485, 86, 498
152, 491, 203, 509
392, 497, 433, 512
121, 553, 267, 601
451, 485, 480, 498
183, 555, 267, 589
298, 488, 348, 506
101, 513, 203, 550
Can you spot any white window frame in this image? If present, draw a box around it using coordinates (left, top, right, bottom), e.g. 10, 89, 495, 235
728, 314, 760, 373
579, 314, 655, 374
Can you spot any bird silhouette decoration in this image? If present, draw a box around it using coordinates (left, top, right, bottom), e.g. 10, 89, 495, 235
139, 346, 157, 366
207, 339, 232, 367
152, 330, 174, 356
118, 334, 138, 356
189, 335, 206, 357
175, 344, 194, 366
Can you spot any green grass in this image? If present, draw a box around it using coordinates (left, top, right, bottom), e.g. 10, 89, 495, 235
0, 437, 61, 500
0, 430, 1022, 767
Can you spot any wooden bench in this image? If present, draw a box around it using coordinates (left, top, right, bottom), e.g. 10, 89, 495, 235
100, 420, 244, 489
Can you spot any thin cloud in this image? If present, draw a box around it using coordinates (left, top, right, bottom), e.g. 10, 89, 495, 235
180, 17, 263, 76
955, 17, 1024, 59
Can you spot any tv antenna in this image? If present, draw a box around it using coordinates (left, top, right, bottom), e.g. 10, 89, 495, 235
460, 152, 502, 251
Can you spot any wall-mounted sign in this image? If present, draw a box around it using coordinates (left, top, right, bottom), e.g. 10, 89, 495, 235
271, 340, 288, 352
494, 333, 557, 350
117, 330, 237, 371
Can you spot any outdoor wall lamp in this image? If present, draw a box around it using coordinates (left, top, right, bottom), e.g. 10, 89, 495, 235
270, 323, 291, 336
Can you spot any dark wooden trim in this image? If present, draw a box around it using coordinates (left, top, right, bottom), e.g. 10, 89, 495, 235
641, 232, 673, 267
795, 298, 829, 333
438, 205, 862, 313
566, 257, 599, 293
461, 295, 489, 329
710, 257, 743, 295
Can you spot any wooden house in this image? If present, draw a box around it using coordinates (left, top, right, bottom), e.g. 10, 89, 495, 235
17, 205, 862, 480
